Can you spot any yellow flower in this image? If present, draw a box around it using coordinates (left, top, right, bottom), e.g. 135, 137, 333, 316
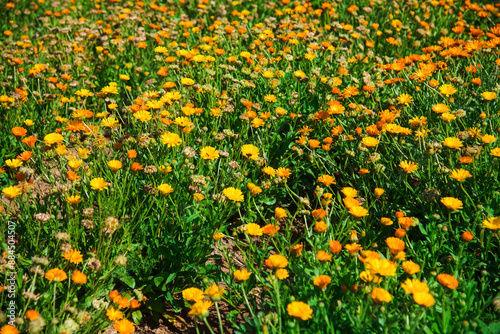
119, 74, 130, 81
241, 144, 259, 160
402, 261, 421, 275
342, 187, 358, 198
62, 249, 83, 264
449, 169, 472, 182
287, 301, 313, 320
401, 278, 429, 295
108, 160, 122, 171
66, 195, 82, 205
374, 188, 385, 197
362, 137, 379, 148
276, 268, 289, 280
482, 92, 497, 100
396, 93, 413, 106
386, 237, 405, 255
413, 292, 435, 307
160, 132, 182, 147
360, 271, 382, 283
101, 117, 120, 128
5, 159, 22, 168
200, 146, 219, 160
275, 207, 287, 219
439, 84, 457, 97
380, 217, 393, 226
265, 254, 289, 269
90, 178, 109, 191
188, 300, 213, 318
75, 89, 93, 97
365, 258, 397, 277
157, 184, 174, 195
106, 307, 123, 321
2, 186, 21, 199
133, 110, 152, 122
68, 159, 83, 170
490, 147, 500, 157
294, 70, 306, 78
204, 284, 225, 301
440, 197, 463, 211
182, 287, 205, 302
482, 217, 500, 230
349, 206, 369, 219
371, 287, 392, 303
181, 78, 195, 86
45, 268, 68, 282
317, 174, 335, 186
245, 223, 263, 236
223, 187, 244, 202
234, 269, 252, 281
399, 160, 418, 173
443, 137, 463, 149
481, 134, 496, 144
44, 133, 64, 145
262, 70, 274, 78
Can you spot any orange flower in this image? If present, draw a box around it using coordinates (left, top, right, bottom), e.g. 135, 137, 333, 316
26, 309, 39, 321
265, 254, 289, 269
72, 270, 87, 284
45, 268, 68, 282
22, 136, 37, 147
437, 273, 459, 289
16, 151, 32, 161
262, 224, 280, 236
316, 250, 332, 262
329, 240, 342, 254
127, 150, 137, 159
11, 127, 27, 137
290, 244, 303, 256
313, 275, 331, 290
131, 162, 144, 171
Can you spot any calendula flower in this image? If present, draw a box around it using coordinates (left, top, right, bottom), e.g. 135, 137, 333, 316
160, 132, 182, 147
90, 178, 109, 191
108, 160, 122, 171
449, 169, 472, 182
482, 217, 500, 230
262, 166, 276, 177
11, 126, 27, 137
113, 319, 135, 334
245, 223, 263, 236
265, 254, 289, 269
413, 292, 435, 307
439, 84, 457, 97
234, 269, 252, 281
401, 278, 429, 295
72, 270, 87, 284
106, 307, 124, 321
241, 144, 259, 160
440, 197, 463, 211
443, 137, 463, 149
362, 137, 380, 148
365, 258, 397, 277
157, 184, 174, 195
317, 174, 336, 186
349, 206, 369, 219
287, 301, 313, 320
26, 310, 39, 321
63, 249, 83, 264
482, 92, 497, 100
2, 186, 21, 199
223, 187, 244, 202
182, 287, 205, 302
396, 93, 413, 106
44, 133, 64, 145
317, 250, 332, 262
181, 78, 195, 86
200, 146, 219, 160
5, 159, 22, 168
204, 284, 225, 301
402, 261, 421, 275
371, 287, 392, 303
275, 207, 287, 219
313, 275, 331, 290
0, 325, 20, 334
188, 300, 213, 318
399, 160, 418, 173
133, 110, 152, 122
45, 268, 68, 282
437, 273, 459, 289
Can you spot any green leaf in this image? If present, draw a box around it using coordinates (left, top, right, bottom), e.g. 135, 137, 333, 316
119, 276, 136, 289
132, 310, 142, 325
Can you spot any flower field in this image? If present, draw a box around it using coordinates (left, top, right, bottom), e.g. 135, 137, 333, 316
1, 0, 500, 332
